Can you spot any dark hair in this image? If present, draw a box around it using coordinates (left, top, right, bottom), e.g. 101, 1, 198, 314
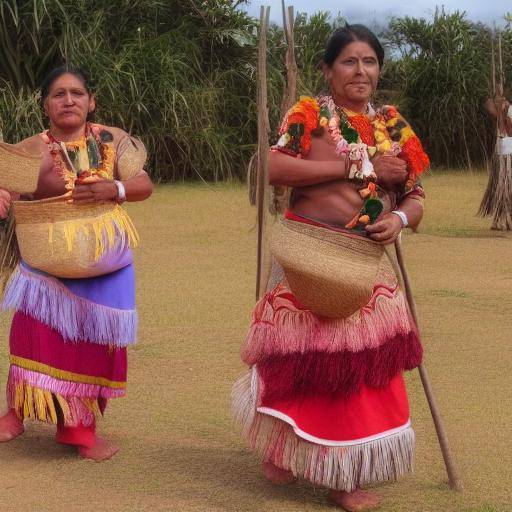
323, 24, 384, 68
40, 65, 95, 120
40, 65, 93, 102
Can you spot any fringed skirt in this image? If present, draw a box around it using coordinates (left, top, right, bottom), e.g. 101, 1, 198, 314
232, 228, 422, 492
3, 260, 137, 427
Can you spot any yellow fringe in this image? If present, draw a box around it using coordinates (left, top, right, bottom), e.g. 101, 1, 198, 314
49, 205, 140, 261
12, 381, 101, 425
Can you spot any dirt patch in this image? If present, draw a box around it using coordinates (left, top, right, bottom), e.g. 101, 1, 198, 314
1, 175, 510, 511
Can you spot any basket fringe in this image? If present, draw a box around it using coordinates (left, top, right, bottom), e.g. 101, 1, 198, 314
232, 370, 414, 492
3, 266, 137, 346
55, 205, 139, 261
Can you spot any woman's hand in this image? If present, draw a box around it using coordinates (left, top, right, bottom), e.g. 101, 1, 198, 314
0, 189, 12, 219
72, 180, 118, 203
372, 154, 407, 189
365, 212, 403, 244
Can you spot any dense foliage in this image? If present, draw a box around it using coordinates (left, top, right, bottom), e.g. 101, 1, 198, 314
0, 1, 511, 179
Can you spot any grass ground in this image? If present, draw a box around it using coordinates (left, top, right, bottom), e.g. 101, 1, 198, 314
0, 171, 511, 512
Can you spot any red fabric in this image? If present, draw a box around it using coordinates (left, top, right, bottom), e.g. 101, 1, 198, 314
260, 373, 410, 442
10, 312, 127, 385
56, 421, 97, 448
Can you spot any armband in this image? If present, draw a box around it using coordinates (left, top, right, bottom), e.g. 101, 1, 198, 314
114, 180, 126, 204
391, 209, 408, 227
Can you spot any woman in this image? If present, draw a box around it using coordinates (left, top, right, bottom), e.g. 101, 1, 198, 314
232, 25, 428, 510
0, 66, 152, 461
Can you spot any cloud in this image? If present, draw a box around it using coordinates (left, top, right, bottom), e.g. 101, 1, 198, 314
244, 0, 511, 25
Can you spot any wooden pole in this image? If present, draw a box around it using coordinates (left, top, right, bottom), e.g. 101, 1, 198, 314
394, 236, 464, 492
273, 1, 298, 215
280, 2, 298, 116
255, 6, 271, 300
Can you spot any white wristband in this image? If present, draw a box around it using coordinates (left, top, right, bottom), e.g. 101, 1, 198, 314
391, 210, 408, 227
507, 105, 512, 120
114, 180, 126, 203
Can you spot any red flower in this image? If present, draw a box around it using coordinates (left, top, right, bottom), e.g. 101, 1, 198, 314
399, 136, 430, 175
348, 115, 375, 146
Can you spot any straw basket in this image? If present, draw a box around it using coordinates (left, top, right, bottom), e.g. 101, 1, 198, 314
13, 195, 139, 278
271, 218, 385, 318
0, 141, 41, 193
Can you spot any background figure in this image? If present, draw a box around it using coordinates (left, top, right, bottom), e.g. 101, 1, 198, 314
0, 65, 152, 460
479, 92, 512, 230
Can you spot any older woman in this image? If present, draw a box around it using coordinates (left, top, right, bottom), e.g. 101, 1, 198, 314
233, 25, 428, 510
0, 66, 152, 461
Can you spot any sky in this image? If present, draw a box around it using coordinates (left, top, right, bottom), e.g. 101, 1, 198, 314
242, 1, 511, 26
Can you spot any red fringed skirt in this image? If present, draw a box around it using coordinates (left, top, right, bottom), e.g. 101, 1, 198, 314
232, 216, 422, 492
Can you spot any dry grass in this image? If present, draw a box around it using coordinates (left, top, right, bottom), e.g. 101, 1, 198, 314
0, 171, 511, 512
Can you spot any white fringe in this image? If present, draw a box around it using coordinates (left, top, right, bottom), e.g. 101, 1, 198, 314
232, 370, 415, 492
3, 265, 137, 346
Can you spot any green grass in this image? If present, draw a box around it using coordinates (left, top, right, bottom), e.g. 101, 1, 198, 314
0, 171, 511, 511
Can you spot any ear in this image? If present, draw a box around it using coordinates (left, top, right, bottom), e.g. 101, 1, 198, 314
88, 95, 96, 114
322, 62, 332, 84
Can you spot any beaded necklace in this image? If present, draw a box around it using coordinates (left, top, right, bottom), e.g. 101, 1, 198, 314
40, 123, 115, 192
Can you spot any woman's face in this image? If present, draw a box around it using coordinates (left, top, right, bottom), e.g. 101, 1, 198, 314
44, 73, 95, 132
323, 41, 380, 108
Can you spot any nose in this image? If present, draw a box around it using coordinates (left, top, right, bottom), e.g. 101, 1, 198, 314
64, 91, 74, 105
355, 59, 364, 74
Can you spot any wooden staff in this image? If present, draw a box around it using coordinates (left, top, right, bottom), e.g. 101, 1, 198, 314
255, 6, 271, 300
394, 236, 464, 492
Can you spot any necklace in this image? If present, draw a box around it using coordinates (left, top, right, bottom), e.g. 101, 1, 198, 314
41, 123, 115, 190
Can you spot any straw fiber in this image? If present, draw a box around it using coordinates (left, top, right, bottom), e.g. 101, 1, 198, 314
117, 137, 147, 180
13, 196, 138, 278
0, 141, 41, 193
271, 218, 384, 318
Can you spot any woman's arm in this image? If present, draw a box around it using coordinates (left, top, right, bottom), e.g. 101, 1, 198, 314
365, 195, 423, 244
269, 150, 348, 187
72, 171, 153, 203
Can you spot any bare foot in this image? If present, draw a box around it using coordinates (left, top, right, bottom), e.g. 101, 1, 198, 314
328, 488, 381, 511
261, 461, 296, 485
0, 410, 24, 442
78, 436, 119, 462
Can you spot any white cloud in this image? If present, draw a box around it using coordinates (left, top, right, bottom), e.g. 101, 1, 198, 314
243, 0, 511, 25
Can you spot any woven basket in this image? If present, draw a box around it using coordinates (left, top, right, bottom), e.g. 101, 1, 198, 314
0, 141, 41, 193
271, 218, 385, 318
13, 195, 138, 278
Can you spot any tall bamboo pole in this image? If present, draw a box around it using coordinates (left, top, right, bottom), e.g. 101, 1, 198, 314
255, 6, 271, 300
394, 237, 464, 492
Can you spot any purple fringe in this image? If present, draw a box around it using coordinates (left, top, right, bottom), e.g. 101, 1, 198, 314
2, 267, 137, 346
8, 364, 125, 399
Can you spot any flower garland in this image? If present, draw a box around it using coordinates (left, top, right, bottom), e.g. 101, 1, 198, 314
41, 123, 115, 193
275, 95, 430, 229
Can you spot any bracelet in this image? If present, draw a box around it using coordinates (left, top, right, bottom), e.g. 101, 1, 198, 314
507, 105, 512, 120
391, 209, 408, 227
114, 180, 126, 203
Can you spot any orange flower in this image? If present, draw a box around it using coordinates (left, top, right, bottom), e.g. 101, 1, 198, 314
400, 136, 430, 175
348, 115, 375, 145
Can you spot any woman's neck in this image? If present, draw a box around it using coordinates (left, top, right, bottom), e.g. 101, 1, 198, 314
48, 124, 87, 142
332, 93, 368, 115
